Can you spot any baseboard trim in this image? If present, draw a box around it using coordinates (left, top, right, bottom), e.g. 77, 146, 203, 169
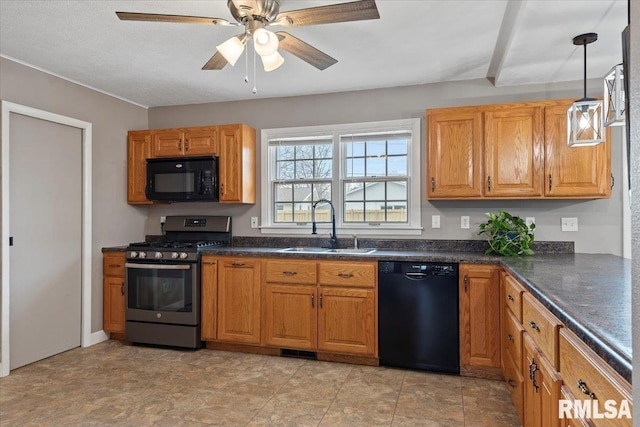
89, 330, 109, 346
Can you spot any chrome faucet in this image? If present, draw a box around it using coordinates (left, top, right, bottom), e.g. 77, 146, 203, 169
312, 199, 338, 249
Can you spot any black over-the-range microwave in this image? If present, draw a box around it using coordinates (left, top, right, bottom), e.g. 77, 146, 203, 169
146, 156, 219, 202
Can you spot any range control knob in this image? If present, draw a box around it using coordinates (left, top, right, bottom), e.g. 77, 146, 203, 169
138, 252, 147, 259
179, 252, 188, 260
171, 252, 179, 259
130, 251, 138, 258
155, 252, 163, 259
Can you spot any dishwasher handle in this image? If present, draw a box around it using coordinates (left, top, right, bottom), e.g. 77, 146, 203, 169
404, 272, 429, 280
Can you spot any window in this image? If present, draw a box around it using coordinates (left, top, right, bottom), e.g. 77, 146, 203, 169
261, 119, 421, 235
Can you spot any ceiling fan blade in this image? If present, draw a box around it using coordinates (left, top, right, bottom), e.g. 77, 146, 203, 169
202, 52, 229, 70
276, 32, 337, 70
116, 12, 234, 26
275, 0, 379, 27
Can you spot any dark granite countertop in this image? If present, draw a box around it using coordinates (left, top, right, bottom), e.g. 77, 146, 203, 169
102, 241, 631, 382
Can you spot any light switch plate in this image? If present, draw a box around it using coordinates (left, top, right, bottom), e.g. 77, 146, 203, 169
461, 216, 470, 229
250, 217, 259, 229
431, 215, 441, 229
561, 217, 578, 232
526, 217, 535, 227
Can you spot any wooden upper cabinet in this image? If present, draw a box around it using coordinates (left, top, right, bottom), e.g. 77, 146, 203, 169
218, 124, 256, 204
127, 131, 152, 204
152, 127, 218, 157
484, 106, 544, 197
544, 102, 611, 198
427, 108, 483, 198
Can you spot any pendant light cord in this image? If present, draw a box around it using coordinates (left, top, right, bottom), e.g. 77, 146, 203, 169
583, 42, 588, 99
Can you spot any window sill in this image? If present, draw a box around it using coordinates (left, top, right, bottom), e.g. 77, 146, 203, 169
259, 225, 423, 236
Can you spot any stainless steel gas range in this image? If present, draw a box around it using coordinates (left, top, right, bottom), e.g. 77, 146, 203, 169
124, 215, 231, 349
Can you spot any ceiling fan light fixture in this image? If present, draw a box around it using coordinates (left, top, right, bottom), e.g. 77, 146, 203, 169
567, 32, 605, 147
216, 35, 246, 66
261, 50, 285, 72
253, 28, 279, 57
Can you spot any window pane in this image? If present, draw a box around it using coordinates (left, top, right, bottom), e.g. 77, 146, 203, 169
386, 202, 407, 222
293, 183, 312, 202
293, 202, 312, 222
388, 156, 407, 176
313, 183, 332, 201
344, 202, 364, 222
275, 183, 293, 202
295, 160, 314, 179
345, 182, 364, 201
365, 201, 384, 222
388, 139, 407, 155
276, 145, 294, 161
276, 161, 294, 180
315, 159, 332, 178
295, 145, 314, 160
367, 140, 386, 156
312, 203, 332, 223
315, 144, 332, 159
349, 141, 365, 157
274, 203, 293, 223
366, 157, 385, 177
388, 181, 407, 199
346, 158, 365, 178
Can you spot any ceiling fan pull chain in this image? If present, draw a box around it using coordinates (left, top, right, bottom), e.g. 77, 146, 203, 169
244, 39, 249, 83
252, 45, 258, 94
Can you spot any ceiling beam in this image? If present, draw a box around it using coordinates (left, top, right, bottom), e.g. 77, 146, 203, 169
486, 0, 527, 86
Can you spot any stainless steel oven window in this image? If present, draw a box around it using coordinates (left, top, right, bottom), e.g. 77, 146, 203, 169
126, 264, 194, 313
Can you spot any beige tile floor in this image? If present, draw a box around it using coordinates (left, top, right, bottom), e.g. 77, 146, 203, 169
0, 340, 521, 426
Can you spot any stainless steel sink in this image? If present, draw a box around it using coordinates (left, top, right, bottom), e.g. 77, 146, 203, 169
278, 247, 330, 253
324, 248, 377, 254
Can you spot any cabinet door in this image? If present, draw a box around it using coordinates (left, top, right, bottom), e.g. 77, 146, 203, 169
459, 264, 501, 369
544, 102, 610, 198
218, 124, 256, 204
264, 284, 317, 350
427, 109, 483, 198
127, 131, 152, 204
318, 287, 376, 356
217, 258, 261, 344
201, 257, 218, 341
152, 129, 184, 157
484, 106, 544, 197
184, 127, 218, 156
523, 334, 561, 427
103, 276, 125, 334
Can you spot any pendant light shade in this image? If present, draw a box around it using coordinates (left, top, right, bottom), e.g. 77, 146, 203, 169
567, 33, 605, 147
261, 51, 285, 72
216, 35, 246, 66
604, 64, 625, 126
253, 28, 279, 57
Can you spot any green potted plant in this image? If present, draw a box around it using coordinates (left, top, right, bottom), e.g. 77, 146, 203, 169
478, 210, 535, 256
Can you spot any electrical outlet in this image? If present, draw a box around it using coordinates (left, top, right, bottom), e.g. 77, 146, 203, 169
250, 217, 259, 229
461, 216, 470, 229
160, 216, 166, 224
561, 217, 578, 232
526, 217, 535, 227
431, 215, 441, 229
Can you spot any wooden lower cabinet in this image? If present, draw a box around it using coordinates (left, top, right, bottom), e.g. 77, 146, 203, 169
264, 284, 317, 350
103, 252, 126, 334
201, 256, 218, 341
317, 286, 376, 355
216, 257, 262, 344
459, 263, 501, 375
524, 334, 562, 427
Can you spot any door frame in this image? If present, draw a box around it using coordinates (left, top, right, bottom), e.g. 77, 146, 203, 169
1, 101, 92, 377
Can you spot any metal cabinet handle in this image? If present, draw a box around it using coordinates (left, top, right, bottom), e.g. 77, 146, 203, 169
548, 174, 552, 191
577, 379, 596, 399
203, 261, 217, 265
338, 273, 353, 278
431, 177, 435, 192
311, 293, 314, 308
283, 271, 297, 276
220, 183, 225, 195
185, 138, 190, 150
528, 320, 540, 332
507, 294, 515, 301
120, 283, 125, 296
507, 379, 517, 388
529, 358, 539, 392
487, 176, 492, 192
611, 173, 615, 189
319, 293, 323, 308
464, 275, 469, 292
507, 334, 514, 342
178, 139, 182, 150
231, 262, 245, 267
108, 264, 121, 268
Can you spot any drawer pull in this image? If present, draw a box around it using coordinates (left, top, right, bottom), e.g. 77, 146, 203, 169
529, 358, 539, 392
338, 273, 354, 279
319, 293, 323, 308
507, 334, 514, 342
311, 293, 314, 308
577, 379, 597, 399
231, 262, 245, 267
283, 271, 298, 276
507, 379, 517, 388
108, 264, 122, 268
507, 294, 515, 301
431, 177, 435, 192
528, 320, 540, 332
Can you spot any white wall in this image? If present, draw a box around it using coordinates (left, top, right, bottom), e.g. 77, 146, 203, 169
0, 57, 149, 332
148, 78, 625, 255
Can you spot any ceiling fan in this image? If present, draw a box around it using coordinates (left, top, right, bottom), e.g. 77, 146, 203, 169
116, 0, 379, 73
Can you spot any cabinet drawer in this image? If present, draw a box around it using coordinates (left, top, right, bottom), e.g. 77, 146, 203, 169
103, 253, 125, 277
522, 293, 562, 369
265, 260, 317, 284
318, 262, 376, 288
503, 308, 524, 372
559, 329, 632, 426
560, 386, 595, 427
503, 350, 524, 423
503, 273, 525, 322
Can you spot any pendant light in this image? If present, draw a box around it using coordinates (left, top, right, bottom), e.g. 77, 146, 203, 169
567, 33, 605, 147
604, 63, 625, 126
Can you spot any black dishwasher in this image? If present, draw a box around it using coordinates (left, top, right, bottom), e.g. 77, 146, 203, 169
378, 261, 459, 374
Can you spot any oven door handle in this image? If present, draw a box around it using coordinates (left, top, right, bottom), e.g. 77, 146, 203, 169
125, 263, 191, 270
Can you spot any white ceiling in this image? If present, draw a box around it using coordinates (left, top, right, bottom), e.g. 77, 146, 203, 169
0, 0, 628, 108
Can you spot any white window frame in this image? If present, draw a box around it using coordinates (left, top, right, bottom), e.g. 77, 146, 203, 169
260, 118, 422, 236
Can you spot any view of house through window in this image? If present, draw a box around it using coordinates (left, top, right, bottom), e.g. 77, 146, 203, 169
262, 119, 421, 234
